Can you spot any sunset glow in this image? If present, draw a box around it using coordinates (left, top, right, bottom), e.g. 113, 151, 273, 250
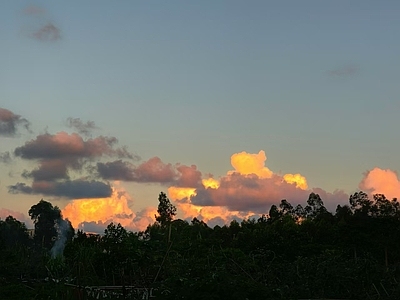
229, 150, 273, 178
283, 173, 308, 190
62, 186, 156, 232
360, 168, 400, 200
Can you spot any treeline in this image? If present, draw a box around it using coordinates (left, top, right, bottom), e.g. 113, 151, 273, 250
2, 191, 400, 299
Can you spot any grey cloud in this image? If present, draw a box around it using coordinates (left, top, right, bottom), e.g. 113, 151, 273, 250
31, 22, 61, 42
22, 159, 69, 181
0, 108, 31, 137
97, 160, 135, 181
22, 5, 61, 42
0, 152, 12, 164
78, 221, 109, 234
14, 132, 133, 160
96, 158, 202, 187
11, 131, 133, 201
328, 65, 359, 77
96, 158, 176, 184
66, 118, 99, 137
8, 180, 112, 199
8, 183, 34, 194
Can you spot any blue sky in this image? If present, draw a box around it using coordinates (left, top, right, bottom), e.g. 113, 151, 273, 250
1, 1, 400, 231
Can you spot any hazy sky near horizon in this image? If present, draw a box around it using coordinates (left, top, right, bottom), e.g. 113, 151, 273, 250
1, 1, 400, 231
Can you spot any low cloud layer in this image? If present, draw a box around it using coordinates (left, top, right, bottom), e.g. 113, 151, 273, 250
2, 106, 399, 231
0, 108, 31, 137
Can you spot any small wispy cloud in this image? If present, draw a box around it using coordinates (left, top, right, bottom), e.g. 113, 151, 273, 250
327, 64, 359, 77
23, 5, 46, 16
0, 152, 12, 164
67, 118, 99, 137
0, 107, 31, 137
22, 5, 62, 42
31, 23, 61, 42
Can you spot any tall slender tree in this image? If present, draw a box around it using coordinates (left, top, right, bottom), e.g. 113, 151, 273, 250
155, 192, 176, 227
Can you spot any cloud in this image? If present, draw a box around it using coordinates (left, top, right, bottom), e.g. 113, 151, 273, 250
0, 152, 12, 164
190, 173, 309, 212
311, 188, 348, 211
327, 64, 359, 77
8, 179, 112, 199
66, 118, 99, 137
31, 22, 61, 41
23, 5, 46, 16
173, 196, 255, 227
229, 150, 273, 178
77, 221, 110, 234
0, 108, 31, 137
97, 160, 136, 181
0, 208, 32, 227
168, 150, 347, 222
7, 183, 33, 194
359, 168, 400, 200
22, 5, 61, 42
22, 159, 69, 181
97, 157, 202, 187
132, 157, 177, 183
14, 132, 133, 160
62, 186, 157, 233
93, 151, 348, 226
175, 164, 202, 187
9, 131, 135, 199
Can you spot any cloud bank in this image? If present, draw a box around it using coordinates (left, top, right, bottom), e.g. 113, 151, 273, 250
9, 129, 135, 199
2, 106, 400, 233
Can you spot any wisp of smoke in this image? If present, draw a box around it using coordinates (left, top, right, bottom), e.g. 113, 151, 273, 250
50, 218, 70, 259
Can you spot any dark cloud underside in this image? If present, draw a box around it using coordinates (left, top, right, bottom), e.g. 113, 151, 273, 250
8, 180, 112, 199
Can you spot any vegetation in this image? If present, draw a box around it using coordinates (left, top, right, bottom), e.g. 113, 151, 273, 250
2, 192, 400, 299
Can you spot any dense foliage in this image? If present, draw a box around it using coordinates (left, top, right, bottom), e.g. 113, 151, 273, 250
2, 192, 400, 299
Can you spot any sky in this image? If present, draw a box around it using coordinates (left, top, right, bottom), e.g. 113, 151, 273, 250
1, 1, 400, 233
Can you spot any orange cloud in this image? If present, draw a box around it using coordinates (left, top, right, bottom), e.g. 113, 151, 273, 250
167, 186, 196, 201
359, 168, 400, 199
202, 177, 220, 189
177, 201, 254, 226
62, 186, 156, 233
63, 150, 346, 231
166, 150, 316, 222
283, 173, 308, 190
229, 150, 273, 178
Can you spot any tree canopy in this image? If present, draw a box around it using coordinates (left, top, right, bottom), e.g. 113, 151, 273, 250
2, 191, 400, 299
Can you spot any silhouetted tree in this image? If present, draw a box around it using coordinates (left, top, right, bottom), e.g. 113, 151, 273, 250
0, 215, 29, 248
305, 193, 327, 218
155, 192, 176, 227
28, 199, 62, 249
